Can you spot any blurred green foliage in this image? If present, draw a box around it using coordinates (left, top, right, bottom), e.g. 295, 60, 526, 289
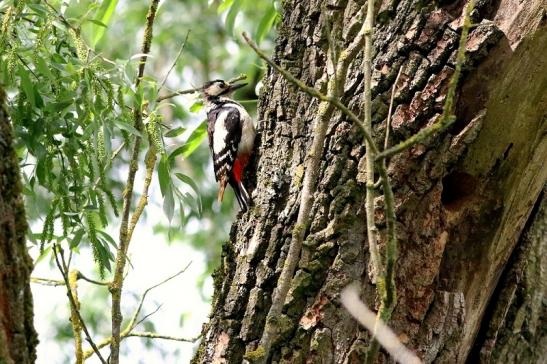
0, 0, 278, 361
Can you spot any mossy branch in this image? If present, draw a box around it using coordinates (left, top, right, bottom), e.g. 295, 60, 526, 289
243, 8, 382, 358
375, 0, 475, 161
53, 245, 107, 364
365, 2, 476, 362
68, 270, 83, 364
363, 0, 381, 284
110, 1, 160, 363
243, 14, 401, 364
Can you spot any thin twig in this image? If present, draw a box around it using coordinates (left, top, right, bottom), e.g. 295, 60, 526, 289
373, 65, 403, 189
384, 66, 403, 152
126, 263, 192, 332
92, 141, 126, 189
53, 245, 107, 364
341, 285, 422, 364
156, 74, 247, 102
110, 1, 160, 363
243, 33, 377, 151
77, 272, 110, 286
82, 264, 192, 361
375, 1, 475, 161
158, 31, 190, 92
367, 2, 476, 362
82, 332, 200, 361
363, 0, 380, 285
31, 274, 110, 287
127, 331, 200, 342
244, 14, 376, 359
31, 277, 64, 286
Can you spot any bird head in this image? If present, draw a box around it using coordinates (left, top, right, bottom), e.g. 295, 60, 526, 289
202, 79, 246, 98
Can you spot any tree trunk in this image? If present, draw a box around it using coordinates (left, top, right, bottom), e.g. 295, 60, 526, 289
194, 0, 546, 363
0, 88, 38, 363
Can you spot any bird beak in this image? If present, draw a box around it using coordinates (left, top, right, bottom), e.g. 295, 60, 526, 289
227, 82, 247, 93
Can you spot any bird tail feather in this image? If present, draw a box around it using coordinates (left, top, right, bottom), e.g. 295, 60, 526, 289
231, 178, 251, 212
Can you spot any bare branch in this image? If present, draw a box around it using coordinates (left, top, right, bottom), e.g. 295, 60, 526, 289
110, 1, 161, 363
77, 272, 110, 286
53, 245, 107, 364
31, 277, 64, 286
363, 0, 380, 285
384, 66, 403, 152
82, 264, 192, 362
126, 263, 192, 332
243, 11, 381, 359
158, 31, 190, 92
127, 331, 200, 342
341, 285, 422, 364
156, 74, 247, 103
375, 0, 476, 161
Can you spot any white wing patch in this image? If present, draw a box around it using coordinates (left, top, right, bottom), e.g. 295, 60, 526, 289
213, 110, 230, 154
221, 102, 255, 155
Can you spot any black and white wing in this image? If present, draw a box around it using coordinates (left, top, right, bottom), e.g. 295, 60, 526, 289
206, 107, 241, 181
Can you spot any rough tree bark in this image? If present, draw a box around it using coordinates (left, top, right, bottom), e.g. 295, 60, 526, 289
0, 89, 38, 363
194, 0, 546, 363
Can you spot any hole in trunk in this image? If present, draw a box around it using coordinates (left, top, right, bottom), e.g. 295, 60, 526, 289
441, 171, 477, 210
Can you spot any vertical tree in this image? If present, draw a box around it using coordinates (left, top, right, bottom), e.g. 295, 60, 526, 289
0, 88, 38, 363
194, 0, 546, 362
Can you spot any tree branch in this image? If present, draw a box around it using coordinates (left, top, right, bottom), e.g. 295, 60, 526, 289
110, 1, 160, 363
243, 19, 398, 363
341, 285, 421, 364
363, 0, 381, 285
82, 264, 192, 361
367, 2, 476, 362
158, 31, 190, 93
156, 74, 247, 103
243, 9, 380, 358
53, 245, 107, 364
126, 331, 200, 342
68, 270, 83, 364
375, 1, 475, 161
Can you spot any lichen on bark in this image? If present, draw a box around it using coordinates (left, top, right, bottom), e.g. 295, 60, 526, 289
0, 88, 38, 363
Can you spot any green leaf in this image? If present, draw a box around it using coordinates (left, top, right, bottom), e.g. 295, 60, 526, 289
95, 239, 113, 272
163, 185, 175, 222
70, 229, 85, 249
158, 154, 171, 196
217, 0, 234, 13
86, 19, 107, 28
19, 67, 35, 107
164, 126, 186, 138
34, 56, 55, 80
175, 172, 202, 215
255, 3, 278, 44
179, 202, 186, 226
35, 158, 47, 185
35, 246, 52, 265
114, 120, 143, 137
168, 121, 207, 161
225, 0, 242, 36
97, 230, 117, 247
91, 0, 119, 47
189, 101, 203, 113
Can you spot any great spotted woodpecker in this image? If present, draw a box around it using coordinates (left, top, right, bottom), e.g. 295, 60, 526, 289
202, 79, 256, 211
